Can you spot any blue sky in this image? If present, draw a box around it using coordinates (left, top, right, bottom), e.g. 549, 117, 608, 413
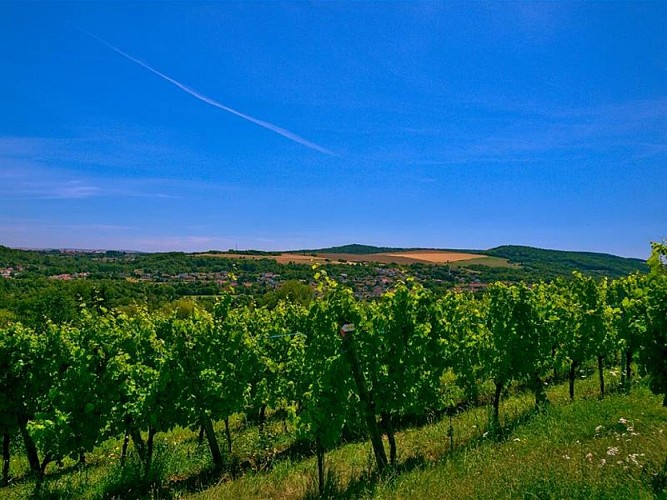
1, 2, 665, 257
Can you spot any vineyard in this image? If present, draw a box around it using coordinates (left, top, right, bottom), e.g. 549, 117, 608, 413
1, 243, 666, 498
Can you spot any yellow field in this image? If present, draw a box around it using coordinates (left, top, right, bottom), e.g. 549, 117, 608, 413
383, 251, 486, 263
197, 250, 507, 266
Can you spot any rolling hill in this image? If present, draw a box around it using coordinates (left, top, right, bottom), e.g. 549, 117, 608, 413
290, 243, 647, 277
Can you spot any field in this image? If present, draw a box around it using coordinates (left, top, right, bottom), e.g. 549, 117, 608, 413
198, 250, 513, 267
382, 251, 484, 263
4, 374, 666, 499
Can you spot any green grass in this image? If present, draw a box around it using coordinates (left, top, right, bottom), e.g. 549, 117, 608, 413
186, 378, 667, 499
368, 391, 666, 499
3, 375, 666, 499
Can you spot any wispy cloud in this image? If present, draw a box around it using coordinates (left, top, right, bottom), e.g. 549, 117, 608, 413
0, 219, 133, 233
130, 235, 237, 252
0, 168, 102, 199
50, 181, 102, 199
78, 28, 336, 156
359, 97, 667, 166
1, 161, 149, 200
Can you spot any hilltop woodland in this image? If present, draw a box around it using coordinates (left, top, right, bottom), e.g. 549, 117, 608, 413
0, 242, 665, 498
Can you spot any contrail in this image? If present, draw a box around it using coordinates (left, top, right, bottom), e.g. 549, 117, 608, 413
80, 28, 335, 155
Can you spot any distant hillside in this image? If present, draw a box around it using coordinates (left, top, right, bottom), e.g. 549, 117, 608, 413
0, 242, 648, 281
484, 245, 647, 278
290, 243, 407, 255
291, 243, 647, 279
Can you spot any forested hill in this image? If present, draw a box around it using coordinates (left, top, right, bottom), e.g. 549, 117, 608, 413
484, 245, 648, 277
298, 243, 648, 279
290, 243, 406, 254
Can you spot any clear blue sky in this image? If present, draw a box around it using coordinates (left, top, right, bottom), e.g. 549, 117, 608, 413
1, 2, 665, 257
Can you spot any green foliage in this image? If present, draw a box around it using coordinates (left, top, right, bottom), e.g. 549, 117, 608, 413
261, 280, 313, 308
293, 243, 405, 255
363, 281, 442, 421
486, 245, 648, 279
1, 242, 665, 497
639, 242, 667, 405
436, 291, 486, 404
296, 276, 354, 451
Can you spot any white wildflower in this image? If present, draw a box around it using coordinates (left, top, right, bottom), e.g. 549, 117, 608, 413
607, 447, 619, 456
595, 425, 603, 433
585, 452, 593, 462
599, 459, 606, 467
619, 417, 628, 425
563, 454, 571, 460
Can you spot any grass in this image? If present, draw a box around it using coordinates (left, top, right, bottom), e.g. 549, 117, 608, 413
368, 391, 667, 499
186, 376, 667, 499
3, 373, 666, 499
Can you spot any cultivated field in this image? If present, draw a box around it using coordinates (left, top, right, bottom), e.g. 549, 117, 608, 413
383, 251, 488, 263
199, 250, 512, 267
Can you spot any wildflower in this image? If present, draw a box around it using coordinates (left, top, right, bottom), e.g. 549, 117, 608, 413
595, 425, 603, 433
599, 459, 606, 467
607, 447, 619, 456
619, 417, 628, 425
513, 438, 521, 442
585, 452, 593, 462
563, 454, 571, 460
